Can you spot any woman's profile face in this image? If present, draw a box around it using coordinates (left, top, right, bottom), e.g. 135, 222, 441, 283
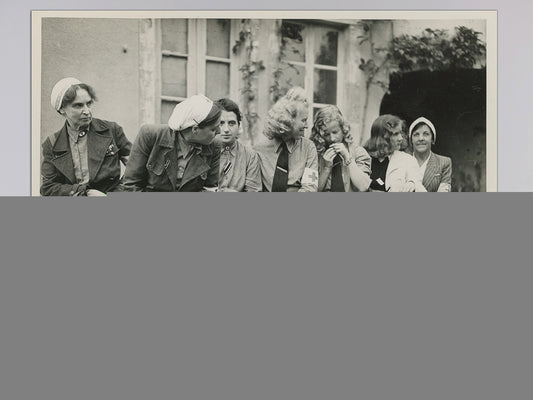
191, 117, 221, 145
291, 106, 309, 138
389, 126, 404, 152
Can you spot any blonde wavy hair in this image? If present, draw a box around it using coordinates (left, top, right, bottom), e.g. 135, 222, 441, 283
263, 97, 307, 141
309, 105, 352, 154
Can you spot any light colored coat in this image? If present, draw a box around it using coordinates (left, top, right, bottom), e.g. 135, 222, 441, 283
386, 150, 427, 192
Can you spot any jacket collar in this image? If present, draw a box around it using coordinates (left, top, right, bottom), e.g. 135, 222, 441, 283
51, 118, 114, 182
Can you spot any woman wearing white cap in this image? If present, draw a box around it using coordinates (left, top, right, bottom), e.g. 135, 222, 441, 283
121, 95, 222, 192
409, 117, 452, 192
41, 77, 131, 196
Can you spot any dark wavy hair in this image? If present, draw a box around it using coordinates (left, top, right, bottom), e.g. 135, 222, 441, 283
215, 98, 242, 125
59, 83, 98, 111
364, 114, 405, 158
263, 97, 307, 141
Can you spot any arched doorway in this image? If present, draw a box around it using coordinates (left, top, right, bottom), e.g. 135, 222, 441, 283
380, 68, 486, 191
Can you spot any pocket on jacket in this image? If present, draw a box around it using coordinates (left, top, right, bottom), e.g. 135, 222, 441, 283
146, 161, 166, 176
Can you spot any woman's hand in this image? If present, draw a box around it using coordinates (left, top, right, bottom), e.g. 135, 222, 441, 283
401, 181, 416, 192
329, 143, 350, 162
86, 189, 107, 197
322, 148, 337, 168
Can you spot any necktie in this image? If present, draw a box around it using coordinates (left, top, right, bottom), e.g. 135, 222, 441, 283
330, 154, 345, 192
271, 142, 289, 192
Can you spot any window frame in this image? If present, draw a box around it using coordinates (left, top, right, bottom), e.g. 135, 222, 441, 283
282, 20, 345, 122
157, 18, 240, 123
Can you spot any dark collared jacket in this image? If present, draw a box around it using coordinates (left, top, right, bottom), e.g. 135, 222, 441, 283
41, 118, 132, 196
121, 124, 220, 192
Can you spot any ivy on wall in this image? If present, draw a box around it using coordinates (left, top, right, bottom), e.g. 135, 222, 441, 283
233, 19, 265, 143
359, 23, 487, 92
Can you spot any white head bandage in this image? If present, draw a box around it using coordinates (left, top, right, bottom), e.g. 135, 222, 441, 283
168, 94, 214, 131
51, 77, 82, 111
409, 117, 436, 143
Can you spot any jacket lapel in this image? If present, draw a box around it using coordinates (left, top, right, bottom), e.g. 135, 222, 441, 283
51, 124, 76, 184
87, 120, 113, 181
161, 129, 178, 189
179, 147, 211, 189
422, 152, 440, 192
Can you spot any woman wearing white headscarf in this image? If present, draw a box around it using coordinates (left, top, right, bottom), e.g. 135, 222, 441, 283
121, 94, 222, 192
409, 117, 452, 192
41, 77, 131, 196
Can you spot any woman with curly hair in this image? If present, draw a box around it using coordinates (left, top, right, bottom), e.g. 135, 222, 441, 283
254, 96, 318, 192
310, 105, 371, 192
364, 114, 426, 192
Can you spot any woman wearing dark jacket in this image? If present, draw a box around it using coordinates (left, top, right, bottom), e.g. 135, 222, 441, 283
121, 94, 222, 192
409, 117, 452, 192
41, 77, 131, 196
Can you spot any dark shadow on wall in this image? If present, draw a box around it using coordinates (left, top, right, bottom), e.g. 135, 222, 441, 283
380, 69, 486, 192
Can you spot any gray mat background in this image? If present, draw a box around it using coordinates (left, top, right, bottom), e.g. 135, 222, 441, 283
1, 194, 532, 400
1, 2, 533, 400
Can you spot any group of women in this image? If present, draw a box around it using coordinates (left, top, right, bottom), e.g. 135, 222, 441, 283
41, 78, 452, 195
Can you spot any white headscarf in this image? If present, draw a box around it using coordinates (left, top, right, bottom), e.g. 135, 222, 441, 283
51, 77, 82, 111
168, 94, 214, 131
409, 117, 437, 143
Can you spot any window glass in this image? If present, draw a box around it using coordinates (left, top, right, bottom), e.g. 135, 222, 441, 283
206, 61, 230, 100
161, 100, 178, 124
207, 19, 230, 58
161, 19, 187, 53
281, 64, 305, 92
314, 28, 338, 66
161, 57, 187, 98
281, 21, 305, 63
313, 69, 337, 104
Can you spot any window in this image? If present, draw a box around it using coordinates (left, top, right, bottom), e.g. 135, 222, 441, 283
159, 19, 235, 123
280, 21, 342, 124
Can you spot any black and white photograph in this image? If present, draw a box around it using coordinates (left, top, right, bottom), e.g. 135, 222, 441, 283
32, 10, 497, 195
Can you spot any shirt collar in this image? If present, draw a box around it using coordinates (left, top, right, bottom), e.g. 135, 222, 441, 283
221, 140, 238, 156
276, 138, 296, 154
419, 152, 431, 170
66, 121, 90, 141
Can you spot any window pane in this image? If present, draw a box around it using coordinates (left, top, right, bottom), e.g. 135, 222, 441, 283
206, 61, 230, 100
281, 21, 305, 62
161, 19, 187, 53
314, 69, 337, 104
161, 100, 179, 124
207, 19, 230, 58
280, 63, 305, 92
314, 28, 338, 66
162, 56, 187, 98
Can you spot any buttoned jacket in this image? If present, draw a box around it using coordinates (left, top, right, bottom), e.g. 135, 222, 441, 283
421, 151, 452, 192
121, 124, 220, 192
40, 118, 131, 196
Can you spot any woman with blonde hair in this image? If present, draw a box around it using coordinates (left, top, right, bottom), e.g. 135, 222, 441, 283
364, 114, 426, 192
254, 96, 318, 192
310, 105, 371, 192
